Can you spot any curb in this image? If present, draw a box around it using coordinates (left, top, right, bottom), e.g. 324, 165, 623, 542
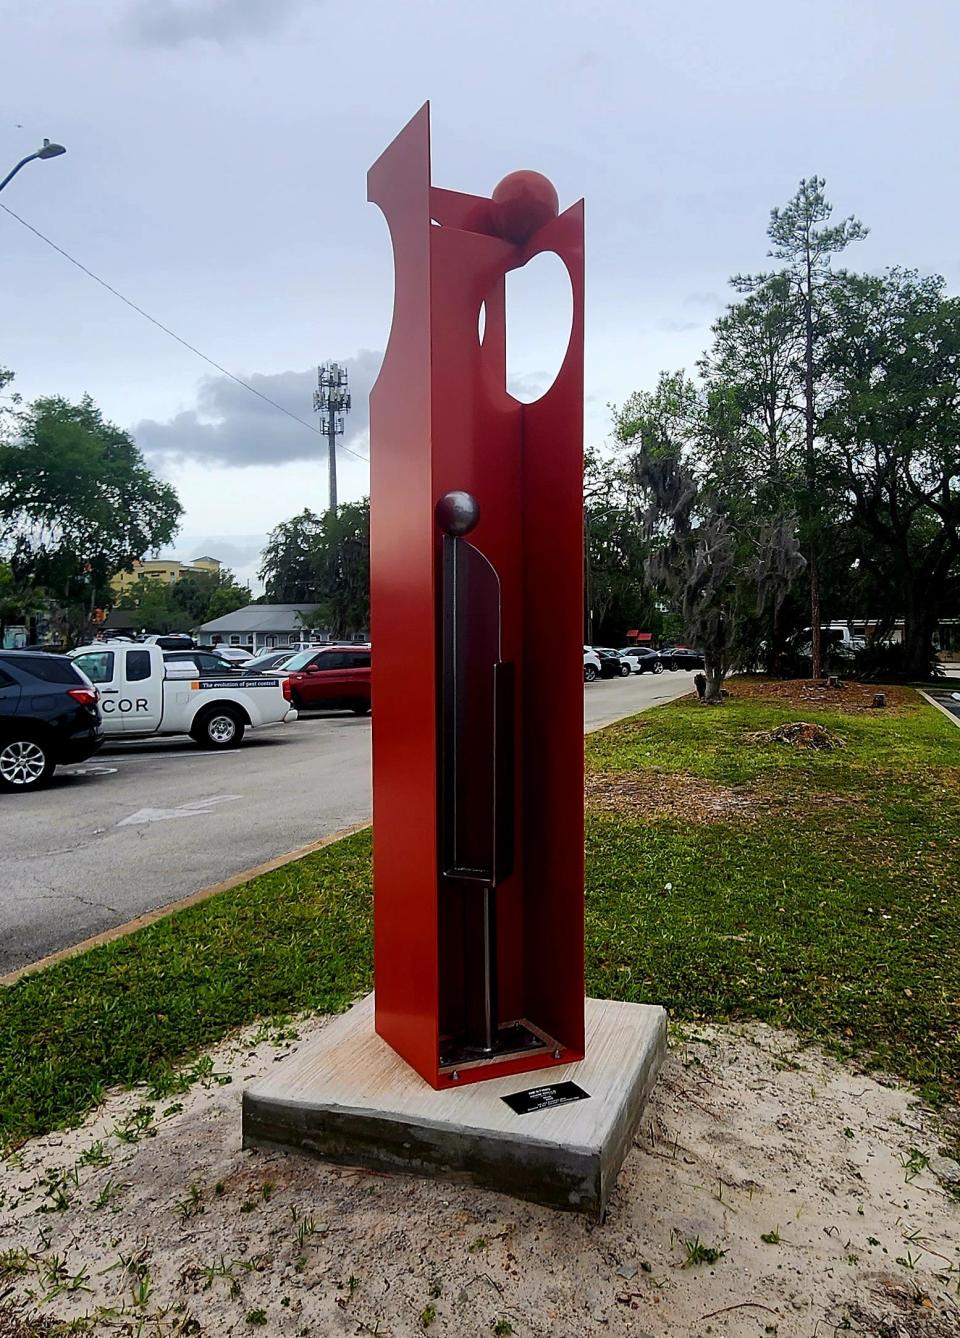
1, 820, 371, 987
917, 688, 960, 731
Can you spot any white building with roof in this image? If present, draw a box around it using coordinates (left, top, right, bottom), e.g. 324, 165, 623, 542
197, 604, 328, 653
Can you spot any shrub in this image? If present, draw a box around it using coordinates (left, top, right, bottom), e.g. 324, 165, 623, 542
852, 642, 942, 682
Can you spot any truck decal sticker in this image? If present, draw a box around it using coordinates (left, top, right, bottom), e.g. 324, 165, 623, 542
191, 679, 282, 689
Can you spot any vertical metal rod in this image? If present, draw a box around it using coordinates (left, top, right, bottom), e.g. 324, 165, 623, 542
481, 885, 498, 1053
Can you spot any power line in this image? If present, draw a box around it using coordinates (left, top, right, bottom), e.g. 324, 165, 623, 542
0, 200, 370, 464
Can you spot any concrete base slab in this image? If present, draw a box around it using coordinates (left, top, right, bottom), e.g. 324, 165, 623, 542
242, 994, 667, 1217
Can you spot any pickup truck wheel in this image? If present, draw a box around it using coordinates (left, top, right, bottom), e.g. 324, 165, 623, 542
0, 735, 55, 792
193, 706, 245, 749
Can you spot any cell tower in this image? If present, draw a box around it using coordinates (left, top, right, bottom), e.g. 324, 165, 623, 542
313, 361, 351, 513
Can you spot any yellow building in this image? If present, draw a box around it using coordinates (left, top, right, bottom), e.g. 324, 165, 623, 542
110, 555, 221, 596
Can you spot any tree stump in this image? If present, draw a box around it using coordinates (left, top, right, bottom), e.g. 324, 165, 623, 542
872, 692, 886, 708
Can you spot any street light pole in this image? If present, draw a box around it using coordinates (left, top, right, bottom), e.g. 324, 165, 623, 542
0, 139, 67, 195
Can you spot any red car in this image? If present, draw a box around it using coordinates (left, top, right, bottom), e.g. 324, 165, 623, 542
279, 645, 371, 714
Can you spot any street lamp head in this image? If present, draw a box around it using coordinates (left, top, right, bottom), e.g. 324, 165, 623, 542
0, 138, 66, 195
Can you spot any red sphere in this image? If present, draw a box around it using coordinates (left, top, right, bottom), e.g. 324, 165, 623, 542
491, 170, 559, 244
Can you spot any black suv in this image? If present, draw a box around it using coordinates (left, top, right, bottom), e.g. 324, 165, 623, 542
659, 647, 705, 670
0, 651, 102, 792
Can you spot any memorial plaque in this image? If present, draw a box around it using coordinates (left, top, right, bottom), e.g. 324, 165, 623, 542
502, 1081, 591, 1116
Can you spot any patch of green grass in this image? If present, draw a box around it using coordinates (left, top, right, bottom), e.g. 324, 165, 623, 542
0, 689, 957, 1150
0, 832, 373, 1150
585, 692, 960, 1105
587, 689, 958, 790
677, 1235, 726, 1267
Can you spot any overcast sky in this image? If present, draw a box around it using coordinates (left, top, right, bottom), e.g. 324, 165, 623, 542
3, 1, 959, 587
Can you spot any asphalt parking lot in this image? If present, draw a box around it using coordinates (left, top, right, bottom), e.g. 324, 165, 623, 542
0, 671, 695, 975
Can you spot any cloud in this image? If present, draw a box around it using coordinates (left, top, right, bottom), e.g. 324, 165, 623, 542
125, 0, 302, 48
134, 350, 381, 468
654, 318, 702, 334
682, 291, 726, 314
651, 292, 726, 334
506, 371, 553, 404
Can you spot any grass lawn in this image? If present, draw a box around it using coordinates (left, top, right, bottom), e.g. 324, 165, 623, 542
586, 680, 960, 1108
1, 679, 958, 1151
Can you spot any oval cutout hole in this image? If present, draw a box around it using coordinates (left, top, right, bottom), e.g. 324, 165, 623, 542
478, 301, 487, 344
505, 251, 573, 404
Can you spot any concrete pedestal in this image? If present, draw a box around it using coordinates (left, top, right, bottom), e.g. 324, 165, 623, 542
242, 995, 667, 1217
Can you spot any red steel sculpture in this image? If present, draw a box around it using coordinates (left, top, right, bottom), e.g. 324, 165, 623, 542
368, 104, 585, 1089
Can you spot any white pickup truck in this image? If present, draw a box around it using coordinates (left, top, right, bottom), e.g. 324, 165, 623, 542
70, 642, 297, 748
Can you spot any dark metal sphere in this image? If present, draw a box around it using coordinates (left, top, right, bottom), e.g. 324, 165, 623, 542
436, 490, 480, 537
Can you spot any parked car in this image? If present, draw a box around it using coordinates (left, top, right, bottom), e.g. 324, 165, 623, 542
214, 647, 256, 666
71, 641, 296, 748
593, 647, 632, 678
163, 650, 243, 676
619, 646, 664, 674
792, 625, 867, 662
659, 647, 706, 670
139, 633, 196, 650
280, 645, 371, 714
0, 650, 102, 791
583, 646, 602, 683
241, 650, 297, 675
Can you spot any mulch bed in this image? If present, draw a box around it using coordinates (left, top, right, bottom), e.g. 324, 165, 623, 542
722, 676, 917, 714
585, 769, 761, 824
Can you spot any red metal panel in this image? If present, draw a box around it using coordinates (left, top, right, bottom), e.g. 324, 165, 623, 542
367, 106, 439, 1083
520, 202, 586, 1060
369, 105, 585, 1088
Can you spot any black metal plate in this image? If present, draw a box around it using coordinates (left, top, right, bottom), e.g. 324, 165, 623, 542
439, 534, 514, 886
501, 1081, 591, 1116
439, 1021, 545, 1070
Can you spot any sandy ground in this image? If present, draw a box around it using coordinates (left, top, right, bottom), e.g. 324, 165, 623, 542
2, 1017, 959, 1338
